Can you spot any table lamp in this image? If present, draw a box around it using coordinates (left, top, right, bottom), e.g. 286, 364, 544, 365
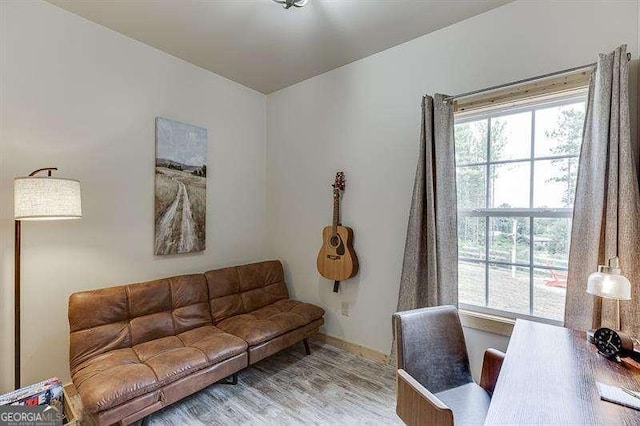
586, 256, 631, 331
13, 167, 81, 389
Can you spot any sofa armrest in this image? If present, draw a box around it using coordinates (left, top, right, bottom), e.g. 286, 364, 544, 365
479, 348, 505, 396
396, 369, 454, 426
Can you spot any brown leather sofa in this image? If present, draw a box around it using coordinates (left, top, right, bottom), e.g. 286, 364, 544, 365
68, 260, 324, 425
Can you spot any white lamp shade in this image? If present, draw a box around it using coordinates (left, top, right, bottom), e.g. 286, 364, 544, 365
14, 177, 82, 220
587, 271, 631, 300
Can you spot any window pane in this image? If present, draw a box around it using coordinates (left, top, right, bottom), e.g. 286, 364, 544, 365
457, 165, 486, 209
535, 103, 585, 158
489, 162, 530, 208
459, 260, 486, 307
533, 218, 571, 268
459, 217, 486, 260
488, 264, 530, 315
533, 267, 566, 321
533, 158, 579, 208
455, 120, 487, 165
489, 217, 529, 264
490, 112, 531, 161
455, 98, 585, 321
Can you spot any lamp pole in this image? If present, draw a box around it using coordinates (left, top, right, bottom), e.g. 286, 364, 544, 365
14, 167, 56, 389
14, 219, 21, 389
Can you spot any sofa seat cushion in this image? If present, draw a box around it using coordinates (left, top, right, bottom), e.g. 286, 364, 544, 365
74, 326, 245, 413
72, 348, 159, 413
133, 336, 209, 384
178, 325, 248, 364
216, 299, 325, 346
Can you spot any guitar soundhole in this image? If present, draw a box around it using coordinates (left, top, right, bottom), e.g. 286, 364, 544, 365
329, 234, 345, 255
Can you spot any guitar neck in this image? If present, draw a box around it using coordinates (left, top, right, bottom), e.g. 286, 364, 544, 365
332, 194, 340, 233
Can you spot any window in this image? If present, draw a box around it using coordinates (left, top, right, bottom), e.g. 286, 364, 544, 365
455, 93, 587, 323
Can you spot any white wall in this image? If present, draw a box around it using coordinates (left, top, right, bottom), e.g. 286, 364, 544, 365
266, 0, 640, 375
0, 1, 267, 392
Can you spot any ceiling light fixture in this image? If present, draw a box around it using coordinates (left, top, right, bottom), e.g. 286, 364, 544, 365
272, 0, 309, 9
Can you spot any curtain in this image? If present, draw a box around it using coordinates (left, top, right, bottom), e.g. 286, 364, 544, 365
396, 93, 457, 313
564, 45, 640, 334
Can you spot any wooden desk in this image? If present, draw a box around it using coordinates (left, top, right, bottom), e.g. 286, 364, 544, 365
485, 320, 640, 425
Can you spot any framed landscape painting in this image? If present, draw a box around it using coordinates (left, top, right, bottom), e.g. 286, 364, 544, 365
154, 117, 207, 255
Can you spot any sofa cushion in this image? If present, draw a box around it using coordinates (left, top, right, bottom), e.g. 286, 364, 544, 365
169, 275, 212, 333
216, 299, 325, 346
69, 287, 132, 372
72, 348, 159, 413
73, 326, 245, 413
178, 325, 248, 364
206, 260, 289, 323
69, 274, 212, 374
133, 336, 209, 384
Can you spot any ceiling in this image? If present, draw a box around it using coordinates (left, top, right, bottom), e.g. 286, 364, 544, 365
47, 0, 512, 94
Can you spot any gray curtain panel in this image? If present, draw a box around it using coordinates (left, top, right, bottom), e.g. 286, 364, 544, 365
397, 94, 458, 313
390, 94, 457, 364
565, 45, 640, 334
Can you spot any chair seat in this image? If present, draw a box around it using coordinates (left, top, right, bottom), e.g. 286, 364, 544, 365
216, 299, 325, 346
436, 382, 491, 425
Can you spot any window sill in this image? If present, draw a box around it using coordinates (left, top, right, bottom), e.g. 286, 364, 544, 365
459, 309, 515, 337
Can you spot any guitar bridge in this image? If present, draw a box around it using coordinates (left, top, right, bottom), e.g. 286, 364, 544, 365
326, 255, 341, 260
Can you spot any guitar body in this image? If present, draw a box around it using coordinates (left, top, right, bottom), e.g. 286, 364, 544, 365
317, 225, 359, 281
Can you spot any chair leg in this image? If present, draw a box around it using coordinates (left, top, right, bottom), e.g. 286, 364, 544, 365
303, 338, 311, 355
220, 372, 238, 385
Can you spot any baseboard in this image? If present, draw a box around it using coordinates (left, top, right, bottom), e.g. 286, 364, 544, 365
310, 333, 389, 365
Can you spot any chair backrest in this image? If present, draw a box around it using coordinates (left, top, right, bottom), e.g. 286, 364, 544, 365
205, 260, 289, 323
393, 305, 473, 394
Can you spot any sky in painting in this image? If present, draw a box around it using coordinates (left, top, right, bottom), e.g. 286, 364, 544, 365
156, 117, 207, 167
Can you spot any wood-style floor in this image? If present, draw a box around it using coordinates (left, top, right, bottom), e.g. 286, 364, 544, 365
144, 340, 402, 425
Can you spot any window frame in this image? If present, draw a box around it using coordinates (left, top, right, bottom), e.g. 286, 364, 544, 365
455, 91, 588, 326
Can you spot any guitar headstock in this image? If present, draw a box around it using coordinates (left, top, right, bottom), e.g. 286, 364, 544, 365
332, 172, 345, 197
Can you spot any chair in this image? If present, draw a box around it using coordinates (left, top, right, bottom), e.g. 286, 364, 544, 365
393, 306, 505, 426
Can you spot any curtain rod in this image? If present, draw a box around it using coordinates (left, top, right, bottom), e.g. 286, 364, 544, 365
442, 62, 597, 102
443, 52, 632, 102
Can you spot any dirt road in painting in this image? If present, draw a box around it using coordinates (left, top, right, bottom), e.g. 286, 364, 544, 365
154, 177, 199, 255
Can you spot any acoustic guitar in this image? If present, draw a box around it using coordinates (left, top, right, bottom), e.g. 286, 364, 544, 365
317, 172, 358, 292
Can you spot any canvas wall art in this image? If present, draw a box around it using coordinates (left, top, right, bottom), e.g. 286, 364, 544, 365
155, 117, 207, 255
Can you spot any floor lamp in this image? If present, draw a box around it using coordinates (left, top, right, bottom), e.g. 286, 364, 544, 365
13, 167, 82, 389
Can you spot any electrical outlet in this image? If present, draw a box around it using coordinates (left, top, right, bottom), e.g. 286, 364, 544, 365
341, 302, 350, 317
